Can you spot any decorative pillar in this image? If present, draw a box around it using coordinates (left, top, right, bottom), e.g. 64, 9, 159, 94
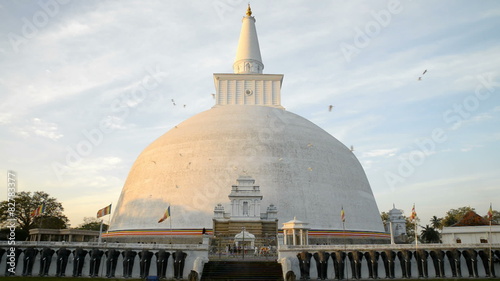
292, 229, 297, 245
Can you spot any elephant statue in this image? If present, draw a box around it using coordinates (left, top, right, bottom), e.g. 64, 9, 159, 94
122, 250, 137, 278
297, 251, 312, 280
462, 249, 478, 278
313, 251, 330, 280
0, 248, 5, 263
55, 247, 71, 277
330, 251, 346, 280
397, 250, 412, 278
39, 247, 55, 277
89, 249, 104, 277
105, 249, 120, 278
445, 249, 462, 277
478, 250, 495, 277
173, 250, 188, 279
139, 249, 154, 278
430, 250, 445, 277
414, 249, 429, 278
72, 248, 88, 277
22, 247, 38, 276
364, 251, 379, 279
155, 249, 170, 278
380, 250, 396, 279
347, 251, 363, 279
5, 248, 23, 276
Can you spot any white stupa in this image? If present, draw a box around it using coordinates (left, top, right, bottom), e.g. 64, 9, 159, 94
106, 6, 387, 243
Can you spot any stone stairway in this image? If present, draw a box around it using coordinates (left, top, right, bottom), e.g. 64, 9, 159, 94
201, 261, 283, 281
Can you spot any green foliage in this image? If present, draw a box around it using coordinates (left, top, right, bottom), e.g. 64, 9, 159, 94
0, 227, 28, 241
380, 212, 389, 222
430, 216, 443, 230
441, 206, 475, 227
78, 217, 108, 231
420, 224, 441, 243
405, 217, 417, 243
0, 191, 68, 233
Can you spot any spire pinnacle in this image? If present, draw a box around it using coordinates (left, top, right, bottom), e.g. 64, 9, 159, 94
233, 5, 264, 74
246, 4, 252, 16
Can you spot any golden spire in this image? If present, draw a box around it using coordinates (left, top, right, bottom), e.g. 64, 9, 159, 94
246, 3, 252, 16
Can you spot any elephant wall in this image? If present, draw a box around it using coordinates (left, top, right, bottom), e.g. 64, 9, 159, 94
279, 245, 500, 280
0, 241, 208, 279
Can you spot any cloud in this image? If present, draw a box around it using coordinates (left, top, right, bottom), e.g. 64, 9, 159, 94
15, 118, 63, 140
460, 144, 482, 152
0, 113, 12, 124
363, 148, 398, 158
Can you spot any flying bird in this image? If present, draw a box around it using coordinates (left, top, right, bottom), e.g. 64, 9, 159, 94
418, 77, 422, 81
328, 105, 334, 112
422, 69, 427, 75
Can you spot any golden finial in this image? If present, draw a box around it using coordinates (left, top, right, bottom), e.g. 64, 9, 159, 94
246, 3, 252, 16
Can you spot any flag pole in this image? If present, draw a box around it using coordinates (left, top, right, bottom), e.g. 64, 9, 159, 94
343, 220, 348, 281
107, 203, 112, 234
414, 220, 418, 250
489, 218, 492, 276
342, 205, 348, 281
488, 203, 492, 276
169, 205, 173, 244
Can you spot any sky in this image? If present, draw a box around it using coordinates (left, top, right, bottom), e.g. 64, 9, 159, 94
1, 1, 499, 229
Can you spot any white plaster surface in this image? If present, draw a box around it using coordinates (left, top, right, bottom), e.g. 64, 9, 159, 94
110, 105, 384, 234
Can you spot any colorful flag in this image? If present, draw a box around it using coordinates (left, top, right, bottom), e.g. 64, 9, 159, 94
97, 204, 112, 218
30, 203, 46, 217
158, 206, 171, 223
410, 204, 417, 221
488, 203, 493, 221
340, 206, 345, 223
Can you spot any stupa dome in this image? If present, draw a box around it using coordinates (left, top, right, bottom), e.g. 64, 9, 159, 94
108, 105, 385, 239
106, 6, 386, 242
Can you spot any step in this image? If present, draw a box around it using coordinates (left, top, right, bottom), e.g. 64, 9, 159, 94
201, 261, 283, 281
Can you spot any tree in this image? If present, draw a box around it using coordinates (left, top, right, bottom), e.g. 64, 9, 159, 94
380, 212, 389, 222
420, 225, 440, 243
441, 206, 475, 227
78, 217, 108, 231
430, 216, 443, 230
405, 217, 417, 243
0, 191, 68, 233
